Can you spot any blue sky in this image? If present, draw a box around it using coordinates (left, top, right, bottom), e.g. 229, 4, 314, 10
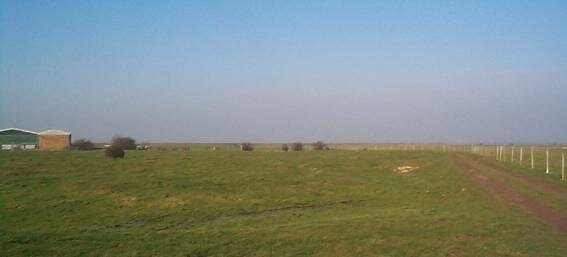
1, 1, 566, 143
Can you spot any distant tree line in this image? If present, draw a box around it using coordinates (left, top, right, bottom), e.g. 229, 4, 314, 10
237, 141, 328, 152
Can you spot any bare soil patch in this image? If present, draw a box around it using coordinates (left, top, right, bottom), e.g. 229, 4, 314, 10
394, 166, 420, 173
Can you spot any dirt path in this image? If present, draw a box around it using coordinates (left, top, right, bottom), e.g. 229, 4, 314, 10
452, 153, 567, 234
466, 154, 567, 197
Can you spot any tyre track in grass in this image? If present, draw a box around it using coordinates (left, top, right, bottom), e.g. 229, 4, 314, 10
452, 153, 567, 234
104, 199, 374, 232
466, 154, 567, 197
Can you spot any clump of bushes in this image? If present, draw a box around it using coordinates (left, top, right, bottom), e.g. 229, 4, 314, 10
312, 141, 326, 151
291, 142, 303, 151
241, 142, 254, 151
71, 139, 95, 150
112, 136, 136, 150
281, 144, 289, 152
105, 145, 125, 159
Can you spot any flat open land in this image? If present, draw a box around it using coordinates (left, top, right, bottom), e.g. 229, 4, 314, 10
1, 150, 566, 256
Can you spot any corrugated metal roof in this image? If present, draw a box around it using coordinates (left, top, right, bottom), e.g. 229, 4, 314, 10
0, 128, 38, 145
0, 128, 39, 135
39, 129, 71, 135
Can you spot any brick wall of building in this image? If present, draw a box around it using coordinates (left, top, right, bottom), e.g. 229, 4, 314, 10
39, 135, 71, 150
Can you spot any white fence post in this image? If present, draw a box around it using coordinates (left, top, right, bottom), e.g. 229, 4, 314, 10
520, 147, 523, 166
497, 146, 500, 160
495, 146, 500, 161
511, 146, 515, 163
562, 153, 565, 181
497, 146, 499, 160
546, 148, 550, 174
531, 146, 534, 169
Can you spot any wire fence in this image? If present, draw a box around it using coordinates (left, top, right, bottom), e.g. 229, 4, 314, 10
363, 143, 565, 182
469, 144, 565, 181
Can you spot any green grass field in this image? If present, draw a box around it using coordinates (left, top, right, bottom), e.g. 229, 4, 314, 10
1, 149, 566, 256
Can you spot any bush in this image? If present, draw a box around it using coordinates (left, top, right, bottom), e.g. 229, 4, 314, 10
105, 145, 125, 159
281, 144, 289, 152
241, 142, 254, 151
71, 139, 96, 150
312, 141, 326, 151
112, 136, 136, 150
291, 142, 303, 151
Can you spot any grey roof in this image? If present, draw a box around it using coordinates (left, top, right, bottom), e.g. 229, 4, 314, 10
39, 129, 71, 135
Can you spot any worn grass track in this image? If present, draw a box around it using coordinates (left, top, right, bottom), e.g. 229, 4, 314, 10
466, 154, 567, 196
452, 153, 567, 234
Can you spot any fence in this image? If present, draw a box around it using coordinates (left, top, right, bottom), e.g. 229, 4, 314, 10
364, 143, 565, 182
468, 144, 565, 181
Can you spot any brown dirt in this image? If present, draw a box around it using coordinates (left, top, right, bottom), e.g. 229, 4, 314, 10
452, 153, 567, 234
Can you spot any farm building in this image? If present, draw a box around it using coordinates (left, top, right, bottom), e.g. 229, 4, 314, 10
0, 128, 39, 150
39, 130, 71, 150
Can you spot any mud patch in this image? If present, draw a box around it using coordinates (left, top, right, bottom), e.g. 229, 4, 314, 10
152, 199, 373, 232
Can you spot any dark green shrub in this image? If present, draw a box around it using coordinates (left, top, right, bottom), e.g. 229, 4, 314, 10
312, 141, 326, 151
105, 145, 125, 159
71, 139, 96, 150
112, 136, 136, 150
291, 142, 303, 151
241, 142, 253, 151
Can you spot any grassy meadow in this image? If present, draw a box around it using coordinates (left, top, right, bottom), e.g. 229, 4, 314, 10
1, 149, 566, 256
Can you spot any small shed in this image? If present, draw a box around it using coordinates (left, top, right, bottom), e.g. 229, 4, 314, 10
0, 128, 39, 150
39, 130, 71, 150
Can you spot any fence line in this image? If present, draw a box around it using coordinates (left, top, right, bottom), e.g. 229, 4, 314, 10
362, 143, 565, 182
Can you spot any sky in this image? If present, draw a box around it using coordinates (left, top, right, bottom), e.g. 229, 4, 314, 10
1, 0, 566, 143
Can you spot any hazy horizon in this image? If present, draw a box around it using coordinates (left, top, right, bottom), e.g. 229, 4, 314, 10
1, 1, 566, 143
